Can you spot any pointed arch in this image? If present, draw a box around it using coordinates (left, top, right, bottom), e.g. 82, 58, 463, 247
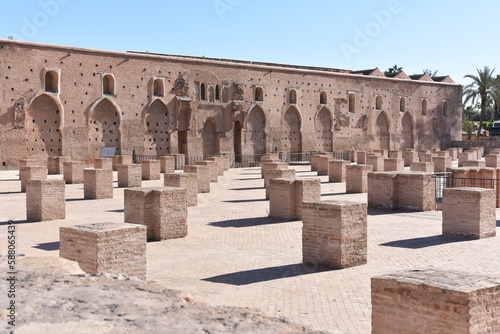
316, 107, 333, 152
26, 94, 63, 158
283, 106, 302, 153
88, 98, 121, 157
376, 111, 390, 150
202, 118, 219, 156
144, 99, 170, 155
246, 106, 267, 154
401, 112, 414, 149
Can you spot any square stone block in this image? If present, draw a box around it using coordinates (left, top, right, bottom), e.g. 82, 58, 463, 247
63, 161, 86, 184
59, 222, 147, 279
94, 158, 112, 170
311, 154, 327, 171
317, 156, 333, 176
366, 155, 384, 172
47, 156, 70, 175
196, 160, 218, 182
485, 154, 500, 168
20, 166, 47, 192
164, 172, 198, 207
372, 269, 500, 334
432, 156, 452, 173
458, 151, 474, 167
295, 179, 321, 220
346, 164, 373, 193
442, 187, 496, 239
463, 160, 486, 168
141, 160, 161, 180
419, 153, 434, 163
265, 168, 295, 199
356, 151, 367, 165
447, 147, 459, 160
302, 200, 367, 269
368, 172, 398, 209
26, 179, 65, 221
410, 162, 434, 173
402, 150, 417, 167
269, 178, 296, 220
328, 160, 348, 182
124, 187, 188, 240
112, 155, 132, 171
117, 164, 141, 188
261, 161, 288, 179
206, 156, 225, 176
397, 172, 435, 211
159, 156, 176, 174
84, 168, 113, 199
388, 151, 402, 159
183, 165, 210, 193
383, 158, 404, 172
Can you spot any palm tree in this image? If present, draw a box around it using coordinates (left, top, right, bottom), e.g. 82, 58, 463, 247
463, 67, 500, 140
462, 121, 478, 140
422, 69, 438, 78
385, 65, 403, 74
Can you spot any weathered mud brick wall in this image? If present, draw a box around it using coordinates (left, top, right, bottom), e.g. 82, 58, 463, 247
26, 179, 65, 221
141, 160, 161, 180
183, 165, 210, 193
20, 166, 47, 192
442, 187, 496, 239
295, 179, 321, 219
329, 160, 348, 182
159, 156, 176, 173
47, 156, 69, 174
164, 172, 198, 206
84, 168, 113, 199
371, 269, 500, 334
124, 187, 188, 240
94, 158, 112, 170
63, 161, 85, 184
302, 200, 367, 269
117, 164, 142, 188
345, 164, 372, 193
59, 222, 147, 279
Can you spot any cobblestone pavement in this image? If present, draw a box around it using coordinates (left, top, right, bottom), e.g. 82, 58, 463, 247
0, 166, 499, 333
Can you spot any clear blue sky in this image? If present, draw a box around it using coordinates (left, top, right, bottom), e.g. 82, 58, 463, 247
1, 0, 499, 87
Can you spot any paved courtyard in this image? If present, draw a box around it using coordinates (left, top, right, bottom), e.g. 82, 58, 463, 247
1, 165, 499, 333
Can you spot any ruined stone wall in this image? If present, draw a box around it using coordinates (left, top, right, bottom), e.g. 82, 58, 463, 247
0, 39, 462, 169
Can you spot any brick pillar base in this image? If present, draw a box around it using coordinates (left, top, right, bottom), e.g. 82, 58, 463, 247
164, 172, 198, 207
84, 168, 113, 199
26, 179, 65, 221
117, 164, 142, 188
141, 160, 161, 180
63, 161, 86, 184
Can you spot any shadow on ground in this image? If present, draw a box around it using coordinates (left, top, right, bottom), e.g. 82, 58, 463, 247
229, 187, 264, 191
107, 209, 124, 213
223, 199, 267, 204
209, 216, 291, 228
202, 263, 332, 285
33, 241, 60, 251
0, 220, 32, 226
380, 235, 471, 249
497, 220, 500, 227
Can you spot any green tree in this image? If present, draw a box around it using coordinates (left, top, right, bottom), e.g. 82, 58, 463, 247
462, 105, 479, 121
463, 66, 500, 140
385, 65, 403, 74
462, 121, 478, 141
422, 69, 438, 78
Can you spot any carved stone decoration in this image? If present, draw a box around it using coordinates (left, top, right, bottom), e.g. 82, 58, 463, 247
232, 82, 244, 101
174, 74, 190, 97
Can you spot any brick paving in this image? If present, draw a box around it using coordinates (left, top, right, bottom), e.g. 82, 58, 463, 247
0, 165, 499, 333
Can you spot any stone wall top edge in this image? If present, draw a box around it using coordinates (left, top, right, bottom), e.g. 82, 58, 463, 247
0, 39, 461, 87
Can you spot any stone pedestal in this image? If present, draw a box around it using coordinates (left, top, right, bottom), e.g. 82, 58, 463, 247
206, 156, 225, 176
397, 172, 435, 211
112, 155, 133, 171
410, 162, 434, 173
196, 160, 218, 182
442, 187, 496, 239
388, 150, 402, 159
63, 161, 86, 184
458, 151, 474, 167
311, 154, 326, 171
164, 172, 198, 207
368, 172, 398, 209
94, 158, 112, 170
117, 164, 141, 188
47, 156, 69, 175
432, 156, 452, 173
419, 153, 434, 163
295, 179, 321, 220
20, 166, 47, 192
356, 151, 367, 165
302, 201, 367, 269
141, 160, 161, 180
18, 158, 41, 179
124, 187, 188, 240
346, 164, 373, 193
261, 161, 288, 179
159, 156, 176, 173
383, 158, 404, 172
447, 147, 459, 160
264, 168, 295, 199
485, 154, 500, 168
59, 222, 147, 279
372, 269, 500, 334
26, 179, 65, 221
328, 160, 348, 182
84, 168, 113, 199
317, 156, 333, 176
402, 150, 417, 167
183, 165, 210, 193
463, 160, 486, 168
366, 155, 384, 172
